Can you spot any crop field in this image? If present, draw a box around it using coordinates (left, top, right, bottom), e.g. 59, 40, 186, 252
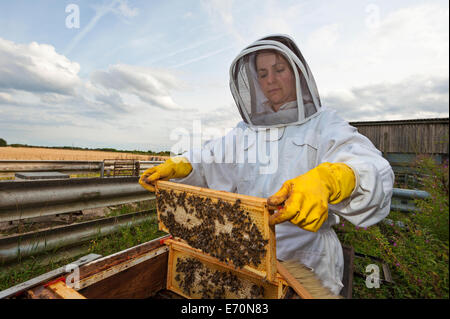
0, 147, 152, 161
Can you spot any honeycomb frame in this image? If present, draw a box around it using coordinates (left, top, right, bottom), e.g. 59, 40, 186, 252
155, 180, 277, 282
165, 239, 287, 299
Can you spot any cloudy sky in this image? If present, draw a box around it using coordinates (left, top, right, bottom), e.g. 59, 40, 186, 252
0, 0, 448, 152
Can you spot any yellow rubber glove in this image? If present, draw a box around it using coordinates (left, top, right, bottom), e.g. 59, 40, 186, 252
267, 162, 356, 232
138, 157, 192, 192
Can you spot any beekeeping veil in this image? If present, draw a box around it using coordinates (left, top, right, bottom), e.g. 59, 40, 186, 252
229, 34, 322, 128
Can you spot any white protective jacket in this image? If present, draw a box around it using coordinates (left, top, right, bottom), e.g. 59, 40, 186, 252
173, 35, 394, 295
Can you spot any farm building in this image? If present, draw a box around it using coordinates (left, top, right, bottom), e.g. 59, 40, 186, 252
349, 117, 449, 184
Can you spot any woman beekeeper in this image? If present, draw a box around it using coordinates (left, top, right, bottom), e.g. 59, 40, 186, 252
139, 34, 394, 295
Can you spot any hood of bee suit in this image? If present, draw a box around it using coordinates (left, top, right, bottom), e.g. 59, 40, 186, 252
229, 34, 322, 128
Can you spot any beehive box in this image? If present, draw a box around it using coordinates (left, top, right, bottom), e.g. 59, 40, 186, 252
165, 239, 288, 299
155, 181, 277, 282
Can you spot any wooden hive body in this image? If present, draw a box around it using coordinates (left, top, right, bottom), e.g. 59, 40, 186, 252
155, 181, 277, 283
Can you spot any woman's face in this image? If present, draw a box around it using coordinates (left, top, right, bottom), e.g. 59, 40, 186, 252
256, 52, 297, 112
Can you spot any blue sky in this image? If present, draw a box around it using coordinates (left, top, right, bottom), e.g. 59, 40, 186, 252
0, 0, 448, 152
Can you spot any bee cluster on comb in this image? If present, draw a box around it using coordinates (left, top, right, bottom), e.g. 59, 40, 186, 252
157, 188, 268, 269
174, 257, 265, 299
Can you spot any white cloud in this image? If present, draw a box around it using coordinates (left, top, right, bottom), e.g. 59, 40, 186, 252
306, 24, 340, 50
323, 74, 449, 121
363, 3, 448, 78
0, 92, 13, 104
0, 38, 81, 95
90, 64, 184, 110
299, 3, 449, 122
309, 3, 449, 92
0, 36, 187, 113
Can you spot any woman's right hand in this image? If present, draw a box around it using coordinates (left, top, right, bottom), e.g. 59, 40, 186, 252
138, 157, 192, 192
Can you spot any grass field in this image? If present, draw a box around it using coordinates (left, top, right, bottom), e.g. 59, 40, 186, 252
0, 146, 153, 161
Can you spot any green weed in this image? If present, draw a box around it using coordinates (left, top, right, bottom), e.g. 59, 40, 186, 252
335, 156, 449, 298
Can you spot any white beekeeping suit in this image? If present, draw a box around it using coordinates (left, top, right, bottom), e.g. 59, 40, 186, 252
173, 34, 394, 295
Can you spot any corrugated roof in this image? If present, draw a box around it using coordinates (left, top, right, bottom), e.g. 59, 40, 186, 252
349, 117, 449, 126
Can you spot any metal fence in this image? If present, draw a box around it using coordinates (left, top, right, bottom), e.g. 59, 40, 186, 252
390, 188, 430, 213
0, 160, 103, 177
0, 160, 164, 178
0, 177, 155, 223
0, 210, 157, 263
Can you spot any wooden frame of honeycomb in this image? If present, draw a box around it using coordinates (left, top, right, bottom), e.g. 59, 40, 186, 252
164, 239, 288, 299
155, 180, 277, 282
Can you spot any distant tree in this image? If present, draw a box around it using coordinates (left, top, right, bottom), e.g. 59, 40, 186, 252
0, 138, 6, 147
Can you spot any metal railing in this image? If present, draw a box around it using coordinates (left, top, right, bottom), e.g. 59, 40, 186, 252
0, 209, 157, 263
0, 160, 164, 178
0, 177, 155, 223
0, 160, 103, 176
390, 188, 430, 213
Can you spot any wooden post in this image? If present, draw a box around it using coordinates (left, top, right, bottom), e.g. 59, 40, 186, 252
100, 161, 104, 178
383, 131, 389, 159
47, 281, 86, 299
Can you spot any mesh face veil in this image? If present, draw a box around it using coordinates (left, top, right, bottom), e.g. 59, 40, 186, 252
229, 35, 322, 128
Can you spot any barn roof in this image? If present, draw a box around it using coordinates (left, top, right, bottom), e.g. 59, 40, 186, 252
350, 117, 449, 126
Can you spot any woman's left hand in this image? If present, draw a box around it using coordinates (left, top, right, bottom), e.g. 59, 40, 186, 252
267, 162, 356, 232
